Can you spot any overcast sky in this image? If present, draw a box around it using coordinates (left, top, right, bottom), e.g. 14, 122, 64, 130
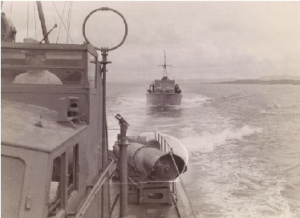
2, 1, 300, 82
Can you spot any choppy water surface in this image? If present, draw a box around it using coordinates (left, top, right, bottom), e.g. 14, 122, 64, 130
106, 82, 300, 218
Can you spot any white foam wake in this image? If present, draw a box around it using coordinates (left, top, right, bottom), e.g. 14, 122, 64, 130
182, 125, 263, 153
180, 95, 211, 109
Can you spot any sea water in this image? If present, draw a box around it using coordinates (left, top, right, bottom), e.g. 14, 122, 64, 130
106, 82, 300, 218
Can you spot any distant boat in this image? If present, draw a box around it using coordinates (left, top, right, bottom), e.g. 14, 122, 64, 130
146, 51, 183, 106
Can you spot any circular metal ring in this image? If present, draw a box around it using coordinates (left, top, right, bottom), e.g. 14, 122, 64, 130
82, 7, 128, 51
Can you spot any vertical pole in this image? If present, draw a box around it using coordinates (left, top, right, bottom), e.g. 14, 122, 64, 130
101, 50, 108, 169
36, 1, 49, 44
60, 152, 68, 210
101, 49, 109, 218
119, 121, 128, 218
158, 134, 160, 149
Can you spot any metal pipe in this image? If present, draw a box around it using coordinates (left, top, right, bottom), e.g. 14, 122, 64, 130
36, 1, 49, 44
101, 49, 108, 170
101, 49, 109, 218
39, 23, 57, 44
119, 121, 128, 218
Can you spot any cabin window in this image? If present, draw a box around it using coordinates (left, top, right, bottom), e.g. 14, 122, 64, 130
87, 53, 97, 89
1, 48, 85, 86
48, 144, 79, 217
48, 156, 61, 215
68, 145, 79, 195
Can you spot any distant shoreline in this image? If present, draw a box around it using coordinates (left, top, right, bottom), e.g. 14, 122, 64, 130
107, 79, 300, 85
213, 79, 300, 85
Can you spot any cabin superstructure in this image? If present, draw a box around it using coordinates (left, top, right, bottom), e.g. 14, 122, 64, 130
154, 76, 176, 93
1, 41, 112, 218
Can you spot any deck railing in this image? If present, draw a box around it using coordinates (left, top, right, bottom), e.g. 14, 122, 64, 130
154, 132, 178, 201
75, 157, 116, 218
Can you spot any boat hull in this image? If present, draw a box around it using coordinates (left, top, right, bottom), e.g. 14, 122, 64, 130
146, 93, 182, 106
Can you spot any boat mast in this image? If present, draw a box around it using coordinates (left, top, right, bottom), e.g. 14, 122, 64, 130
36, 1, 49, 44
158, 50, 171, 78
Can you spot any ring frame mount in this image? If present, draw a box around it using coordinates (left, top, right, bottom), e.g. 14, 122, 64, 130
82, 7, 128, 51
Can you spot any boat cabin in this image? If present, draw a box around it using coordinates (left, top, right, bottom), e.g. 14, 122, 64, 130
153, 76, 176, 93
148, 77, 181, 94
1, 42, 100, 123
1, 42, 111, 218
2, 99, 85, 218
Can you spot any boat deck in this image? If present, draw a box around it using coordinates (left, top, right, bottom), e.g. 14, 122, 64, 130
110, 177, 195, 218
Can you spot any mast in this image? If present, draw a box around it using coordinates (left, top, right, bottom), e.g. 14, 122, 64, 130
36, 1, 49, 44
158, 50, 171, 78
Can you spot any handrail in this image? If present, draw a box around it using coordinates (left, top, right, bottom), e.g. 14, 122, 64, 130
128, 176, 138, 187
75, 157, 115, 218
154, 131, 178, 196
155, 131, 173, 152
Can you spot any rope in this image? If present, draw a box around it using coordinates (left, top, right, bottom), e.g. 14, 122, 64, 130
66, 1, 73, 43
53, 1, 74, 44
55, 1, 67, 43
33, 2, 37, 39
27, 1, 29, 37
106, 103, 119, 125
169, 150, 181, 177
52, 2, 56, 42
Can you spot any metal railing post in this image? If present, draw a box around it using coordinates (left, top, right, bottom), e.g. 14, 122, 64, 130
115, 114, 129, 218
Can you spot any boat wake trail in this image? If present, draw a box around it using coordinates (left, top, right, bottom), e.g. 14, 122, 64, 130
182, 125, 263, 153
180, 95, 211, 109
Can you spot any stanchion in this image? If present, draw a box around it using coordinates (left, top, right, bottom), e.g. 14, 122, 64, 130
82, 7, 128, 218
115, 114, 129, 218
